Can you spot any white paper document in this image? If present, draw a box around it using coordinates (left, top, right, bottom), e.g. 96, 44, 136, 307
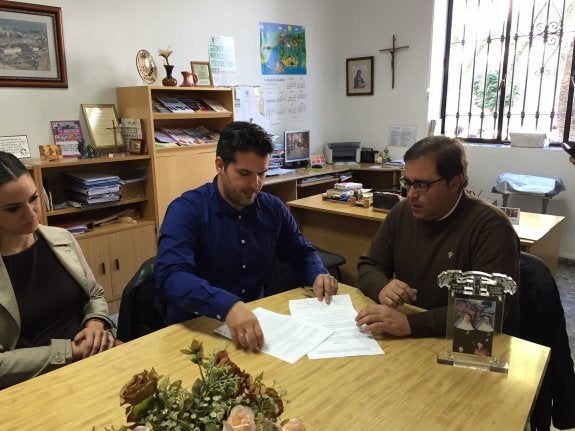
289, 294, 384, 359
214, 307, 333, 364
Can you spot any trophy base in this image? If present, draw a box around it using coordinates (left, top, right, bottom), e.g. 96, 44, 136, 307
437, 350, 509, 374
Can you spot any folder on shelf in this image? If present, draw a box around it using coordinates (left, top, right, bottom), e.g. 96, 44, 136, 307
67, 183, 121, 196
67, 190, 121, 204
65, 171, 120, 187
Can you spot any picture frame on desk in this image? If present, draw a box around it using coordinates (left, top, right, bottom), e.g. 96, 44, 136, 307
81, 104, 124, 150
191, 61, 213, 87
346, 56, 374, 96
0, 1, 67, 88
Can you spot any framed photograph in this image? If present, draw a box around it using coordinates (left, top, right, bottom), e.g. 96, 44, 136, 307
128, 139, 143, 154
0, 1, 67, 88
81, 104, 124, 150
191, 61, 213, 87
346, 56, 374, 96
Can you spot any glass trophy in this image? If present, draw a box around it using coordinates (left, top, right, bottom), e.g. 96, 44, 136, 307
436, 270, 517, 373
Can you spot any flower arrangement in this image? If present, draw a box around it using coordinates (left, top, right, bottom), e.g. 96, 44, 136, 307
102, 340, 305, 431
158, 47, 173, 66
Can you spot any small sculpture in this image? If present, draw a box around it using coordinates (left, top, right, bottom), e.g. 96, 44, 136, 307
78, 139, 97, 159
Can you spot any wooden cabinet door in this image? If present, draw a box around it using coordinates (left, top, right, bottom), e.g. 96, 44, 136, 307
76, 235, 112, 301
108, 224, 157, 298
155, 149, 216, 224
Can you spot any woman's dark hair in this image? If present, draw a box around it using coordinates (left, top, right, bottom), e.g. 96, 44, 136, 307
0, 151, 28, 186
404, 135, 469, 188
216, 121, 273, 167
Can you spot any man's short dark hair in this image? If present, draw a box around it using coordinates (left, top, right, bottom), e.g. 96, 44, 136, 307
216, 121, 273, 166
404, 135, 469, 188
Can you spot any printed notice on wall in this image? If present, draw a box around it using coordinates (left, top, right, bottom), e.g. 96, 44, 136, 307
389, 125, 417, 147
0, 135, 31, 158
262, 76, 307, 126
209, 35, 237, 87
234, 85, 268, 128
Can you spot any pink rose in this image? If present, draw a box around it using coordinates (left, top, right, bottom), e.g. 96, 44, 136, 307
223, 405, 256, 431
282, 418, 306, 431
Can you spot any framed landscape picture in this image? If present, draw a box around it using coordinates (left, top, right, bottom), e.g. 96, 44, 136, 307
0, 1, 67, 87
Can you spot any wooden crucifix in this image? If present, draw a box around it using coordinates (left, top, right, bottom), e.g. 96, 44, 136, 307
379, 35, 409, 89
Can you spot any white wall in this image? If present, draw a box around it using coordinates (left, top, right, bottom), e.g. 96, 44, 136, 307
2, 0, 574, 259
332, 0, 575, 260
0, 0, 339, 156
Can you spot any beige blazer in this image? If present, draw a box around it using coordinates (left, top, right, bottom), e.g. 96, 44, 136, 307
0, 225, 114, 389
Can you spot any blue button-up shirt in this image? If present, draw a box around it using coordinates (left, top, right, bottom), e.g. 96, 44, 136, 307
156, 178, 327, 324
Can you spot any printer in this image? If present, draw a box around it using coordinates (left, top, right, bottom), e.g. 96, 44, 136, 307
324, 142, 361, 164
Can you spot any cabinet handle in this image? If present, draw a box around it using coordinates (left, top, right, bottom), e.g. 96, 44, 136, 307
101, 262, 106, 274
115, 258, 120, 270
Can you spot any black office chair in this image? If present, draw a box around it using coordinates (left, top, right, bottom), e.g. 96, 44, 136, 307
264, 247, 346, 296
117, 256, 166, 342
314, 246, 346, 281
518, 252, 575, 430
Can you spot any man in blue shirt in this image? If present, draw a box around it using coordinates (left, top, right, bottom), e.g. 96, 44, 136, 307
156, 121, 338, 352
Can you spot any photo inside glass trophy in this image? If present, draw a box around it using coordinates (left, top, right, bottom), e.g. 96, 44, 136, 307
436, 270, 517, 373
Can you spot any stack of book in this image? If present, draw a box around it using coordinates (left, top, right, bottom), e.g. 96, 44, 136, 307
334, 181, 363, 190
65, 172, 121, 206
56, 220, 94, 236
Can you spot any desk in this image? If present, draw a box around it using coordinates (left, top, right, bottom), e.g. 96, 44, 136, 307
0, 285, 548, 430
263, 163, 401, 201
288, 194, 565, 284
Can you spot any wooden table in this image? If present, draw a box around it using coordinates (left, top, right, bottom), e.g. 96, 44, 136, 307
288, 194, 565, 284
0, 285, 548, 430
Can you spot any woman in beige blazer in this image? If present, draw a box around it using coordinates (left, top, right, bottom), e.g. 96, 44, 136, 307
0, 151, 117, 389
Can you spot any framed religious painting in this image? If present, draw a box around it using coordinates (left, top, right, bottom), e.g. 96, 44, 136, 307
346, 56, 373, 96
0, 1, 67, 87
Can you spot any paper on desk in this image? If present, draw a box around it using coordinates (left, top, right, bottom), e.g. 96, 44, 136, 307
214, 307, 333, 364
289, 294, 384, 359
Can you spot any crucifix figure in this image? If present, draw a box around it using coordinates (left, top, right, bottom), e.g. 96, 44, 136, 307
106, 120, 121, 149
379, 35, 409, 89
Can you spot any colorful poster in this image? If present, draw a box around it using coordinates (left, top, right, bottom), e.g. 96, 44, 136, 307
259, 22, 306, 75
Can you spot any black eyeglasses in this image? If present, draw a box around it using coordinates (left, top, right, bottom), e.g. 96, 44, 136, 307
399, 176, 445, 192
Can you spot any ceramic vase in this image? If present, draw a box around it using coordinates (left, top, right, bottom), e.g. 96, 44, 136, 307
162, 65, 177, 87
180, 71, 198, 87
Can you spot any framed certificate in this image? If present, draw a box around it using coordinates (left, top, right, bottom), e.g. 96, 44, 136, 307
81, 104, 124, 150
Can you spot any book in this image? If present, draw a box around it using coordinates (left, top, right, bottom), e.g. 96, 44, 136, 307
56, 219, 94, 236
176, 96, 213, 111
152, 98, 171, 113
202, 98, 229, 112
160, 128, 197, 146
155, 96, 194, 112
334, 182, 363, 190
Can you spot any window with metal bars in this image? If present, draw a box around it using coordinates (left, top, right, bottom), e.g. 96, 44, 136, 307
440, 0, 575, 145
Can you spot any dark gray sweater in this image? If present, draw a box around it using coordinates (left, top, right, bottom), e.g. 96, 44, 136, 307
357, 194, 520, 337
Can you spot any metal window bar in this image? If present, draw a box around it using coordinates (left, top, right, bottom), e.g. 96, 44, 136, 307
441, 0, 575, 145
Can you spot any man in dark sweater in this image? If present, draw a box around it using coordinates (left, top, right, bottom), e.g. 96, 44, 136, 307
355, 136, 520, 337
